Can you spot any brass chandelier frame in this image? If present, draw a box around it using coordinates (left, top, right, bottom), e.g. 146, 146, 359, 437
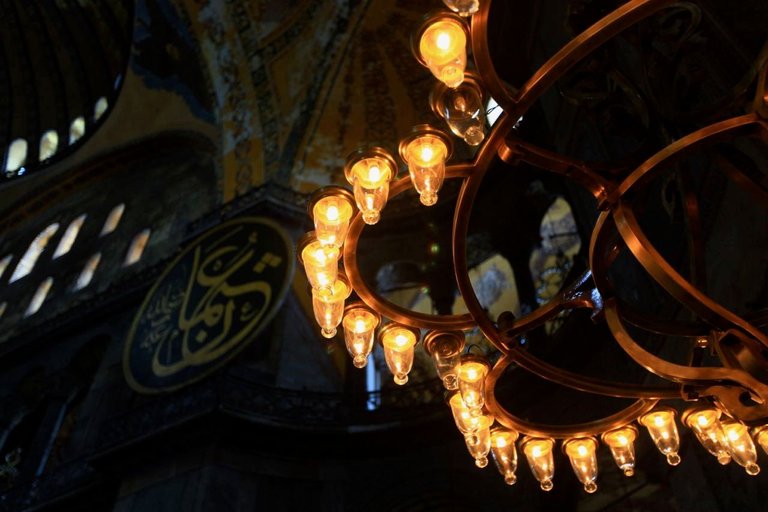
300, 0, 768, 490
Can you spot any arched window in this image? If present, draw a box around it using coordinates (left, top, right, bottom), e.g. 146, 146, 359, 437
100, 203, 125, 236
124, 229, 151, 266
25, 277, 53, 317
53, 214, 87, 258
74, 253, 101, 291
5, 138, 28, 173
94, 97, 108, 121
0, 254, 12, 281
39, 130, 59, 162
9, 223, 60, 283
69, 117, 85, 145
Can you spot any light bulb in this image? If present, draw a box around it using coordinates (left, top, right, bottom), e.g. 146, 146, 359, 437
401, 130, 449, 206
380, 324, 418, 385
342, 305, 379, 368
300, 238, 339, 291
312, 193, 354, 248
457, 356, 490, 416
311, 275, 351, 338
418, 17, 467, 88
753, 425, 768, 457
522, 437, 555, 491
564, 437, 599, 493
431, 74, 486, 146
639, 408, 681, 466
491, 428, 519, 485
682, 407, 731, 465
344, 149, 396, 225
601, 426, 638, 476
721, 420, 761, 475
424, 331, 464, 390
463, 415, 492, 468
449, 392, 484, 434
442, 0, 479, 17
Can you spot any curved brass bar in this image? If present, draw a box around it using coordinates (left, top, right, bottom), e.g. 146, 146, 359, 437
485, 353, 659, 438
615, 114, 763, 200
613, 201, 768, 348
498, 135, 613, 202
604, 299, 768, 399
342, 165, 476, 331
471, 0, 675, 119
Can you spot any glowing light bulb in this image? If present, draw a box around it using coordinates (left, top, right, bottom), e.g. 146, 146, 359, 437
345, 150, 395, 225
753, 425, 768, 457
721, 420, 760, 475
491, 428, 519, 485
311, 275, 351, 338
682, 407, 731, 465
457, 357, 489, 416
418, 17, 467, 87
342, 305, 379, 368
602, 426, 638, 477
639, 408, 681, 466
311, 191, 355, 249
522, 437, 555, 491
300, 238, 339, 291
564, 438, 599, 493
380, 324, 418, 385
463, 415, 491, 468
401, 131, 449, 207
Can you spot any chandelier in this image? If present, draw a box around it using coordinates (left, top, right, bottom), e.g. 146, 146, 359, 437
297, 0, 768, 494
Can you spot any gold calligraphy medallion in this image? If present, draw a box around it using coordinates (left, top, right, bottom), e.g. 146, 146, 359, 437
124, 217, 294, 393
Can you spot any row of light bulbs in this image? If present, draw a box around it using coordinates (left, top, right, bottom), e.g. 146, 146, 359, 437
298, 1, 488, 375
451, 397, 768, 493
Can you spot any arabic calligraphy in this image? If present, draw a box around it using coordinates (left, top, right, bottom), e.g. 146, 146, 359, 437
124, 217, 293, 393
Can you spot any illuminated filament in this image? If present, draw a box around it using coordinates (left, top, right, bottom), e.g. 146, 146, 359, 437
301, 240, 339, 291
491, 428, 519, 485
721, 421, 760, 475
639, 409, 681, 466
347, 157, 394, 225
403, 134, 448, 206
683, 407, 731, 465
449, 392, 484, 434
564, 438, 599, 493
311, 277, 351, 338
313, 195, 354, 248
601, 426, 638, 477
418, 18, 467, 88
522, 437, 555, 491
463, 415, 492, 468
342, 307, 379, 368
381, 325, 418, 385
457, 358, 489, 416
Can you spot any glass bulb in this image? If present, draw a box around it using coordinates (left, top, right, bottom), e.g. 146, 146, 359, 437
347, 156, 394, 225
463, 415, 491, 468
301, 239, 339, 291
491, 428, 519, 485
313, 195, 353, 248
425, 331, 464, 390
722, 421, 761, 475
311, 277, 351, 338
564, 438, 599, 493
601, 426, 637, 476
457, 358, 489, 416
682, 407, 731, 465
442, 0, 479, 17
639, 409, 681, 466
419, 18, 467, 88
403, 134, 448, 206
381, 325, 418, 385
342, 307, 379, 368
522, 437, 555, 491
449, 392, 484, 434
434, 79, 486, 145
753, 425, 768, 457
